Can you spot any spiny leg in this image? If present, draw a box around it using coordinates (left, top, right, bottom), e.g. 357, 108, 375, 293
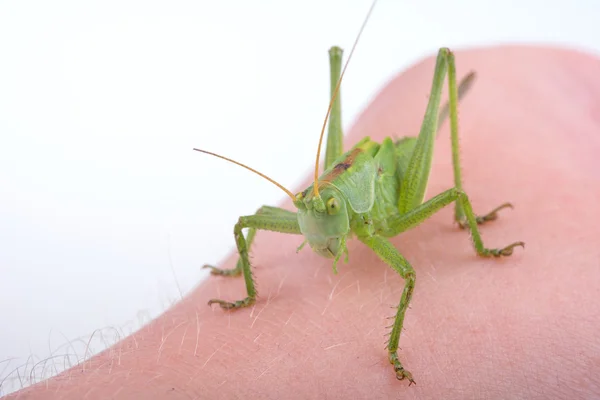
391, 72, 476, 185
206, 212, 301, 310
436, 70, 476, 133
391, 187, 524, 257
203, 206, 296, 277
359, 235, 416, 385
443, 50, 514, 228
371, 187, 523, 383
457, 202, 514, 229
324, 46, 344, 170
398, 48, 450, 215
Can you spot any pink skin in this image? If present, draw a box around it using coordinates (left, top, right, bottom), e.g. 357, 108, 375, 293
9, 46, 600, 399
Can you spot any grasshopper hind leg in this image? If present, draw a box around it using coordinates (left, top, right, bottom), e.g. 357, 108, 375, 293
442, 52, 516, 230
456, 202, 514, 229
441, 50, 522, 250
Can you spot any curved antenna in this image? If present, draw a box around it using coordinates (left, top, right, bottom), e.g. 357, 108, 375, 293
193, 148, 295, 201
313, 0, 378, 197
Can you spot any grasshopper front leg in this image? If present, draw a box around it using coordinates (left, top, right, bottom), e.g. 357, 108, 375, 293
370, 190, 521, 385
359, 235, 416, 385
203, 206, 296, 277
206, 211, 301, 310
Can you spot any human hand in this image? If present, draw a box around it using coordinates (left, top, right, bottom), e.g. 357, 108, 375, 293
12, 45, 600, 400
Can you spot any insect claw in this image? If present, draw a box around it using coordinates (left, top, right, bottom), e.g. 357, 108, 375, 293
495, 241, 525, 256
296, 240, 308, 253
460, 201, 516, 228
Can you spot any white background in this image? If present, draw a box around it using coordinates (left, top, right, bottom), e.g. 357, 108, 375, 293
1, 0, 599, 394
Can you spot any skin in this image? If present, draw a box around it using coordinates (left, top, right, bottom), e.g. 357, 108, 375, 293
7, 46, 600, 399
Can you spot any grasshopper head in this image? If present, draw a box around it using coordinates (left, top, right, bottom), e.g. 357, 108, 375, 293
294, 185, 350, 258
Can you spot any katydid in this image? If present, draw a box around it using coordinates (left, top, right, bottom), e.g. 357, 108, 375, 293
193, 1, 524, 385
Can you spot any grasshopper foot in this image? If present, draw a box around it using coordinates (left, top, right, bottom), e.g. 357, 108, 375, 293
202, 262, 242, 277
488, 241, 525, 257
207, 296, 255, 310
458, 202, 514, 229
389, 351, 416, 386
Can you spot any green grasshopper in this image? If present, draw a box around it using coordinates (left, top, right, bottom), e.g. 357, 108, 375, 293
193, 1, 524, 385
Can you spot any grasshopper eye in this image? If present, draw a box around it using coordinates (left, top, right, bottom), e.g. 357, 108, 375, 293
327, 197, 340, 215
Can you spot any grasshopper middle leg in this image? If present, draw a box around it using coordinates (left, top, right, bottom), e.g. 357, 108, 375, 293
391, 188, 524, 257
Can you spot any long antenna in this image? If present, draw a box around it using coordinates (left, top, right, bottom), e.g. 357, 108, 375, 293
193, 148, 295, 201
313, 0, 378, 197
